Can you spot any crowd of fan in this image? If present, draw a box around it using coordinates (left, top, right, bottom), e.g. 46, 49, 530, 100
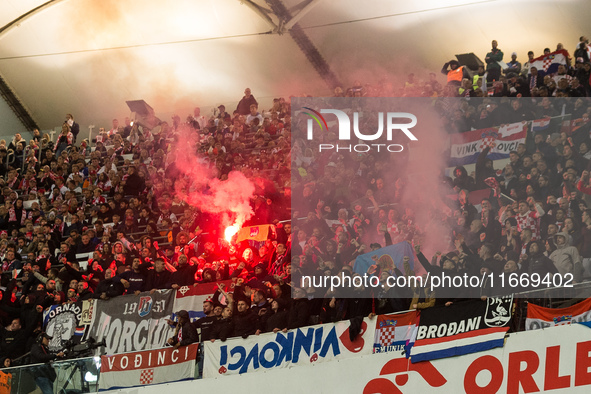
0, 88, 296, 365
288, 39, 591, 322
335, 37, 591, 99
333, 38, 591, 132
2, 36, 591, 367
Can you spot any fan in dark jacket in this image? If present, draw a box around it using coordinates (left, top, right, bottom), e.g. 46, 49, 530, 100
145, 258, 172, 291
30, 333, 65, 394
261, 299, 289, 333
122, 166, 145, 196
0, 316, 37, 361
210, 307, 233, 341
232, 300, 258, 339
166, 257, 197, 289
452, 166, 475, 191
288, 288, 310, 329
167, 310, 198, 348
522, 240, 558, 283
93, 277, 126, 300
475, 146, 499, 190
192, 300, 218, 342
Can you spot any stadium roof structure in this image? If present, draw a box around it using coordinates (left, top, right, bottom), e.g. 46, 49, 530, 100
0, 0, 590, 132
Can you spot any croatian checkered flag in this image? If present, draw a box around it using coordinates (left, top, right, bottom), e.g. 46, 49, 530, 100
478, 136, 496, 151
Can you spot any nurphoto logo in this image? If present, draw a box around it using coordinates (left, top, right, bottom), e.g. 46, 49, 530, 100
302, 107, 418, 152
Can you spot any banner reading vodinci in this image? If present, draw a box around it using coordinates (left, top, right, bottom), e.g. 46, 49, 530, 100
86, 290, 175, 355
203, 317, 373, 378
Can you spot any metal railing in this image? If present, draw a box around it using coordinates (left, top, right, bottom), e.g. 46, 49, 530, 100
0, 350, 202, 394
1, 356, 101, 394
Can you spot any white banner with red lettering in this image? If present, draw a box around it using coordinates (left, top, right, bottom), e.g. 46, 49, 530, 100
203, 317, 373, 378
98, 343, 198, 391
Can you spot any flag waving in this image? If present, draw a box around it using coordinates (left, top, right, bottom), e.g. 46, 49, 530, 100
528, 49, 569, 74
449, 123, 527, 166
353, 242, 415, 276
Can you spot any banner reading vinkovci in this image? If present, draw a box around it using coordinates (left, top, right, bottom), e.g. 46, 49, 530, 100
203, 317, 373, 378
86, 290, 175, 354
449, 122, 527, 166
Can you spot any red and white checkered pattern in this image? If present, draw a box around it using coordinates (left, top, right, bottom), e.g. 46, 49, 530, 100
478, 136, 496, 151
542, 57, 552, 72
139, 369, 154, 385
377, 327, 396, 347
386, 222, 399, 236
515, 211, 541, 240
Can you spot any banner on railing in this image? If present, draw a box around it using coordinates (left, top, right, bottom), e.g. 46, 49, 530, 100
373, 311, 418, 354
115, 324, 591, 394
173, 280, 232, 322
86, 290, 175, 354
98, 343, 198, 391
526, 298, 591, 330
43, 301, 86, 352
203, 317, 373, 378
410, 296, 513, 363
449, 122, 527, 166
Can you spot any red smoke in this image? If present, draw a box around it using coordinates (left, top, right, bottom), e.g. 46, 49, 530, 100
168, 124, 255, 229
394, 100, 453, 259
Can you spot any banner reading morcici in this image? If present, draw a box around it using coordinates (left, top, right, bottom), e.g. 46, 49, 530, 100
87, 290, 175, 354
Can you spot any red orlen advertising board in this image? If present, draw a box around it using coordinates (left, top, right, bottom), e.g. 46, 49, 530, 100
364, 323, 591, 394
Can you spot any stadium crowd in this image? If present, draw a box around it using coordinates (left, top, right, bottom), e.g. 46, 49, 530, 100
1, 38, 591, 370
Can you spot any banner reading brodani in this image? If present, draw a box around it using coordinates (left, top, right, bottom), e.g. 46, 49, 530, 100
526, 298, 591, 330
87, 290, 175, 354
203, 317, 373, 378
